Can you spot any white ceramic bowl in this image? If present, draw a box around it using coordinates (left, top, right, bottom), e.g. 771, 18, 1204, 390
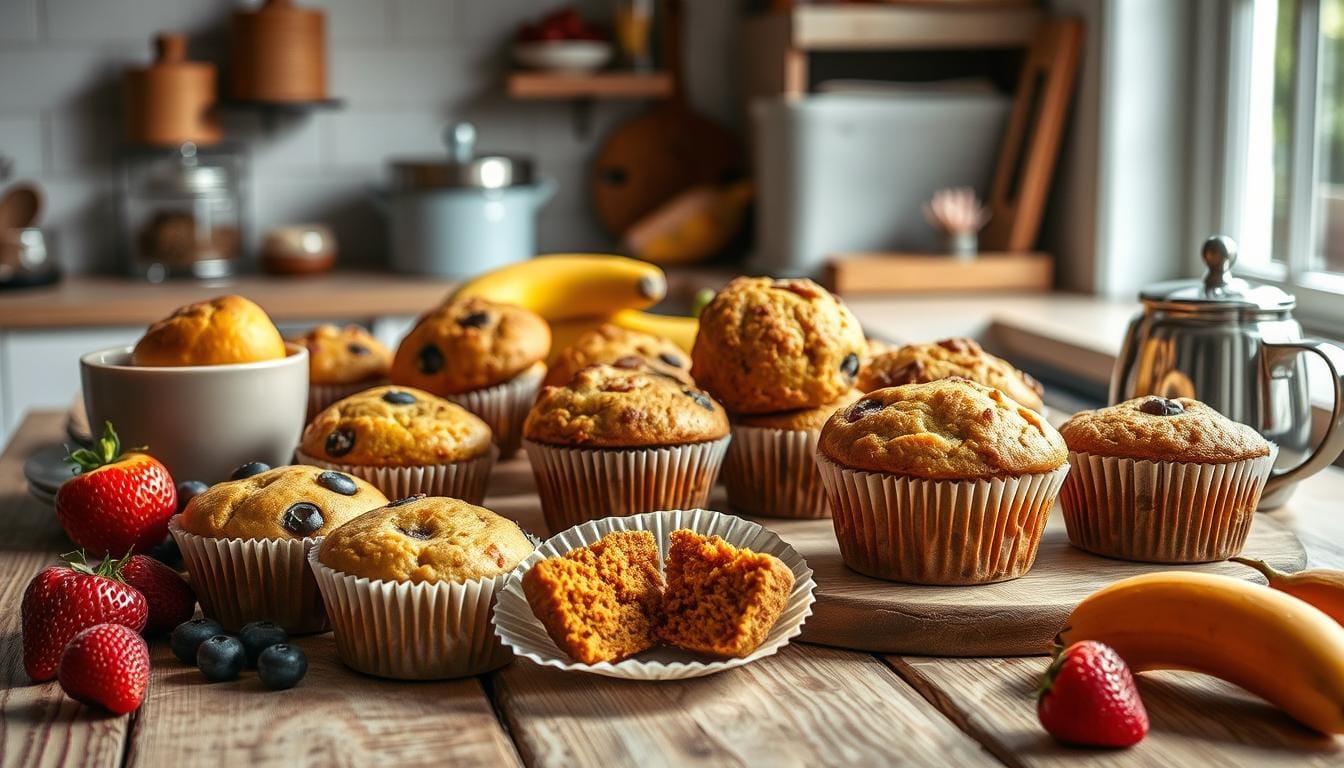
511, 40, 612, 72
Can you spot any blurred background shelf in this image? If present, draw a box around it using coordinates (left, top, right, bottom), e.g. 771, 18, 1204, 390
506, 71, 673, 100
825, 252, 1053, 295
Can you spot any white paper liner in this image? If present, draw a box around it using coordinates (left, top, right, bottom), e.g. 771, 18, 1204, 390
307, 545, 513, 680
294, 448, 496, 504
724, 425, 828, 519
817, 455, 1070, 585
446, 362, 545, 460
169, 516, 329, 634
1059, 447, 1277, 563
307, 379, 387, 421
523, 436, 731, 534
492, 508, 816, 680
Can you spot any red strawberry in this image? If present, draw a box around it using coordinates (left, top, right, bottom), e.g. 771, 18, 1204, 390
1037, 640, 1149, 748
56, 422, 177, 557
121, 555, 196, 636
58, 623, 150, 714
21, 552, 148, 682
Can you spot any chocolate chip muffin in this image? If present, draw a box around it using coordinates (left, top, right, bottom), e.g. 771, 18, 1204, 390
691, 277, 866, 414
816, 378, 1070, 584
297, 385, 495, 503
858, 338, 1045, 413
545, 323, 692, 387
1057, 396, 1274, 563
391, 297, 550, 457
132, 294, 287, 366
523, 364, 731, 533
292, 324, 393, 418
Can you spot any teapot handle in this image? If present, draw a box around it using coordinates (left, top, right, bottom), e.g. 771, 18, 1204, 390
1261, 338, 1344, 498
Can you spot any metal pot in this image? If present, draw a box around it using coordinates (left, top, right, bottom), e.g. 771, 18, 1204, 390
1110, 235, 1344, 508
382, 123, 555, 278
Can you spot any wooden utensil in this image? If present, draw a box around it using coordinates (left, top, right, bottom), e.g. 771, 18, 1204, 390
121, 33, 222, 147
0, 182, 41, 230
229, 0, 328, 102
591, 0, 742, 238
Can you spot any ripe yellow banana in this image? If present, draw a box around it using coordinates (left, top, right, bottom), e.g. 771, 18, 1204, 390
447, 254, 667, 322
610, 309, 699, 353
1059, 571, 1344, 734
1231, 557, 1344, 626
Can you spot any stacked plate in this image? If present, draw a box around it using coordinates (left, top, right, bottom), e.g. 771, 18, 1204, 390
24, 444, 76, 506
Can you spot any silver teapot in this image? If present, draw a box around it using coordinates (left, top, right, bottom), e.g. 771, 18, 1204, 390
1110, 235, 1344, 508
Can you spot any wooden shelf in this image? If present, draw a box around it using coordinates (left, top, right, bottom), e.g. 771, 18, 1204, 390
780, 4, 1041, 51
506, 71, 673, 100
824, 252, 1053, 295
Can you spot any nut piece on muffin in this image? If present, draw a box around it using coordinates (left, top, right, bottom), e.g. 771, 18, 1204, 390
858, 337, 1045, 413
179, 465, 388, 539
132, 294, 287, 366
545, 323, 692, 387
292, 324, 392, 387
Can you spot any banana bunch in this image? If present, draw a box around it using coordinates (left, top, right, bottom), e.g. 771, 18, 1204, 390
447, 254, 700, 356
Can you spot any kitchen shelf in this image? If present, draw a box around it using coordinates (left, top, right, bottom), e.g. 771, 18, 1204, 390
506, 71, 673, 100
824, 252, 1053, 295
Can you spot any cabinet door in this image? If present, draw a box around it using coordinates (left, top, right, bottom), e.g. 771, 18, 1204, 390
0, 328, 141, 440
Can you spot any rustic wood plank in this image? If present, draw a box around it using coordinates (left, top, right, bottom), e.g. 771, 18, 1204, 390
493, 643, 999, 768
888, 655, 1344, 767
0, 412, 129, 768
506, 72, 673, 100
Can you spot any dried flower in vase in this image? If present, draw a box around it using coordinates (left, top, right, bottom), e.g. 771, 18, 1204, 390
923, 187, 991, 259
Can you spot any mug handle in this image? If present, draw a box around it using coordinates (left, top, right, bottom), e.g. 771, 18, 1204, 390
1261, 338, 1344, 497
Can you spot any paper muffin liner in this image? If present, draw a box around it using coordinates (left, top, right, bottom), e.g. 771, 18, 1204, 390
307, 546, 512, 680
493, 508, 816, 680
294, 448, 496, 504
169, 517, 329, 634
1059, 448, 1277, 563
523, 436, 731, 534
307, 379, 387, 421
447, 362, 546, 460
724, 425, 828, 519
817, 455, 1070, 585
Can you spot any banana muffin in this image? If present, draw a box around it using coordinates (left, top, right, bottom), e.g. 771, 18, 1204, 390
1057, 396, 1274, 563
691, 277, 866, 414
292, 324, 393, 418
132, 294, 286, 366
858, 337, 1045, 413
545, 323, 692, 387
817, 378, 1070, 584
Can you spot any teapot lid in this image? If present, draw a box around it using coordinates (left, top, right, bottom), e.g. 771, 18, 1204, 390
1139, 236, 1295, 312
389, 123, 533, 191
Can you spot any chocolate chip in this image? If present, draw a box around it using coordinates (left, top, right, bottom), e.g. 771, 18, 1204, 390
280, 502, 324, 535
684, 389, 715, 411
230, 461, 270, 480
382, 390, 417, 405
396, 525, 433, 540
658, 352, 684, 368
387, 494, 426, 508
1138, 397, 1184, 416
325, 428, 355, 457
458, 311, 490, 328
316, 471, 358, 496
888, 360, 927, 386
417, 344, 444, 374
611, 355, 645, 370
847, 399, 884, 422
347, 343, 369, 356
840, 353, 860, 378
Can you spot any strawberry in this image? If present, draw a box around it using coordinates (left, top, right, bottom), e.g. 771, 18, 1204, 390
58, 623, 150, 714
1037, 640, 1149, 748
56, 422, 177, 557
21, 552, 148, 682
121, 555, 196, 636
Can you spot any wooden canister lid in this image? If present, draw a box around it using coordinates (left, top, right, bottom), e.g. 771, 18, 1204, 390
228, 0, 328, 102
122, 33, 222, 147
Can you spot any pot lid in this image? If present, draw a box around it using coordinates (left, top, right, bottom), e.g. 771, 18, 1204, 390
390, 123, 534, 191
1139, 235, 1295, 311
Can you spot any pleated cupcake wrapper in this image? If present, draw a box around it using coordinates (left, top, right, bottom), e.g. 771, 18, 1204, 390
294, 448, 496, 504
307, 379, 387, 421
169, 516, 329, 634
523, 436, 731, 535
446, 363, 546, 460
1059, 448, 1277, 563
817, 455, 1070, 585
492, 508, 817, 680
307, 547, 512, 680
724, 425, 828, 519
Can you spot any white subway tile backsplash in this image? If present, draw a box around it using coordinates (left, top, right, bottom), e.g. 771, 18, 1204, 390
311, 0, 390, 42
0, 47, 128, 110
232, 113, 327, 175
329, 44, 479, 107
393, 0, 457, 42
46, 0, 191, 42
0, 115, 43, 176
47, 109, 121, 175
326, 109, 446, 168
0, 0, 38, 42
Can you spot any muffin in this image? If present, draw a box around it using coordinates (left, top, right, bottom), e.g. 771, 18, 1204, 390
545, 323, 692, 387
391, 297, 550, 458
296, 385, 495, 502
817, 378, 1070, 585
132, 294, 286, 366
169, 465, 388, 632
291, 324, 393, 419
311, 496, 535, 679
1058, 396, 1274, 563
523, 364, 730, 532
691, 276, 866, 414
858, 337, 1045, 412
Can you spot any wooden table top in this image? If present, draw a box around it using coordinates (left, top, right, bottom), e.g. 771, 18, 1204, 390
3, 410, 1344, 767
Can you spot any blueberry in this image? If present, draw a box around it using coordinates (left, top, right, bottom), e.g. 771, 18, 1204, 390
387, 493, 426, 508
1139, 397, 1185, 416
381, 390, 417, 405
175, 480, 210, 513
840, 353, 860, 378
347, 342, 369, 356
239, 620, 289, 667
658, 352, 684, 368
325, 428, 355, 457
417, 344, 444, 374
196, 635, 245, 682
281, 502, 324, 535
458, 311, 490, 329
847, 399, 884, 422
230, 461, 271, 481
683, 389, 715, 411
256, 644, 308, 690
316, 470, 358, 496
171, 618, 225, 664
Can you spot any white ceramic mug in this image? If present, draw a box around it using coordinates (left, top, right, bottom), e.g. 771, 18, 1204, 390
80, 343, 309, 484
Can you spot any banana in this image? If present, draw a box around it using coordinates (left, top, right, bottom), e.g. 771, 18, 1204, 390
1059, 571, 1344, 734
447, 254, 667, 322
610, 309, 699, 353
1231, 557, 1344, 625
